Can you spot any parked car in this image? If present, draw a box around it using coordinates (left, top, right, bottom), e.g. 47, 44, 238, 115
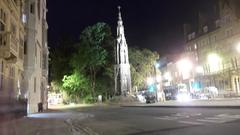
136, 91, 146, 103
163, 86, 178, 100
144, 92, 156, 104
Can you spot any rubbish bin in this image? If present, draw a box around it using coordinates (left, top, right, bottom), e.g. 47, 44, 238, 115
38, 102, 43, 112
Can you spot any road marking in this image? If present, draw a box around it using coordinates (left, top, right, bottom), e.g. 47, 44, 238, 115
155, 116, 178, 120
173, 113, 190, 118
178, 120, 203, 125
197, 119, 226, 123
190, 113, 202, 116
217, 114, 240, 119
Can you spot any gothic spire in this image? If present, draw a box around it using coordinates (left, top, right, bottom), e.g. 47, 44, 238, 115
118, 6, 122, 21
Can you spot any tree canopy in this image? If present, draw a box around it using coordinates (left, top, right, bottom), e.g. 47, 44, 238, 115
129, 47, 159, 91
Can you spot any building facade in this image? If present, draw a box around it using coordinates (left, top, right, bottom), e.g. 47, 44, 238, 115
114, 6, 131, 95
0, 0, 25, 103
23, 0, 48, 113
184, 0, 240, 96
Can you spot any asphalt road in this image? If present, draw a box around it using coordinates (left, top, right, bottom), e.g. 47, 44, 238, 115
70, 106, 240, 135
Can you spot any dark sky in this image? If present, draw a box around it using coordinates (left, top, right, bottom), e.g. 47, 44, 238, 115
47, 0, 216, 55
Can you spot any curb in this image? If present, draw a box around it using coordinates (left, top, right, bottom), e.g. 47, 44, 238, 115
121, 105, 240, 109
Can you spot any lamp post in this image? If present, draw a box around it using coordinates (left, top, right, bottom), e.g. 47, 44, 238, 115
177, 58, 193, 94
154, 62, 161, 102
207, 53, 222, 89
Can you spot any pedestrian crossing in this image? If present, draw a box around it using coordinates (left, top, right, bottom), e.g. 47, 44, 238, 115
155, 113, 240, 125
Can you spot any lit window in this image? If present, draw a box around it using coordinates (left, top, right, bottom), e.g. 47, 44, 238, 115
194, 44, 197, 49
22, 14, 27, 23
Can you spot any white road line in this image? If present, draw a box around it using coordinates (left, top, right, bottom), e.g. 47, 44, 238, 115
205, 117, 225, 120
155, 116, 178, 120
190, 113, 202, 116
178, 120, 203, 125
197, 119, 227, 123
217, 114, 240, 119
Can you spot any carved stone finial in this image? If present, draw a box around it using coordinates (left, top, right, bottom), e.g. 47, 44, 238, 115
118, 6, 121, 11
118, 6, 122, 21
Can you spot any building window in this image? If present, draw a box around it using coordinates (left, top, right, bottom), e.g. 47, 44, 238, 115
30, 3, 35, 14
194, 44, 197, 50
188, 34, 191, 40
211, 35, 217, 42
192, 32, 195, 39
0, 8, 6, 32
40, 51, 42, 68
225, 28, 233, 37
43, 54, 47, 69
0, 9, 6, 46
215, 20, 220, 28
11, 23, 16, 37
0, 61, 3, 91
22, 14, 27, 23
203, 26, 208, 33
9, 67, 15, 78
24, 41, 27, 54
37, 0, 41, 20
34, 77, 36, 93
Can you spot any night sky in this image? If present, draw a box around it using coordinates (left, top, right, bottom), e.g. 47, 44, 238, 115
47, 0, 216, 55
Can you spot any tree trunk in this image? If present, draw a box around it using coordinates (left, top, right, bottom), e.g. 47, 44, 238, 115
90, 66, 96, 101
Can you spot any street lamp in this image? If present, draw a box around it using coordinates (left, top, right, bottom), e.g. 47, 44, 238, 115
236, 42, 240, 53
177, 58, 193, 79
155, 62, 160, 69
207, 53, 222, 72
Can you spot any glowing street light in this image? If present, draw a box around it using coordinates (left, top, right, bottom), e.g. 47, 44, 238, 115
177, 58, 193, 72
237, 42, 240, 53
177, 58, 193, 79
155, 62, 160, 68
207, 53, 222, 72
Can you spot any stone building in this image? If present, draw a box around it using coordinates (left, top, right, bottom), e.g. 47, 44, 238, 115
114, 6, 131, 95
184, 0, 240, 96
0, 0, 25, 103
23, 0, 48, 113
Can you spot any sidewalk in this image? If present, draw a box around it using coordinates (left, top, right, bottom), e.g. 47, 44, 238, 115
0, 115, 71, 135
121, 98, 240, 108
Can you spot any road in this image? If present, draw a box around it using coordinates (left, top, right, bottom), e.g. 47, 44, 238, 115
1, 105, 240, 135
70, 105, 240, 135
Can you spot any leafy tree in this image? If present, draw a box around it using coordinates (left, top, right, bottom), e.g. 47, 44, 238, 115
129, 47, 159, 91
62, 71, 90, 102
71, 22, 115, 99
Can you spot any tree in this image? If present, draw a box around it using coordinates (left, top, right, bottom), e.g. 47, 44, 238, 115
71, 22, 115, 99
62, 71, 90, 102
129, 47, 159, 91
